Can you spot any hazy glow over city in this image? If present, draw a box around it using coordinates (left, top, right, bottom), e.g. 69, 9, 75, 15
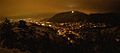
0, 0, 120, 17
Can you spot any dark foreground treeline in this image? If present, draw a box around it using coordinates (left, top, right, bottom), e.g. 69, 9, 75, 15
0, 18, 120, 53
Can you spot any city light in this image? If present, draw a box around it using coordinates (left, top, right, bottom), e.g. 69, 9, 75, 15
70, 40, 74, 43
35, 22, 39, 24
41, 23, 45, 26
116, 38, 120, 42
48, 25, 52, 27
68, 37, 70, 40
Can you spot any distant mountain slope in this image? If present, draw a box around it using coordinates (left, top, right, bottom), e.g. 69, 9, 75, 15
48, 11, 120, 26
88, 13, 120, 26
48, 11, 88, 23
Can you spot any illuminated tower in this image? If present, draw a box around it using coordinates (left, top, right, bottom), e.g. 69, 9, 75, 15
72, 11, 74, 13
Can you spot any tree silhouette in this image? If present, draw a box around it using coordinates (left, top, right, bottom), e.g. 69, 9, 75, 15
0, 18, 14, 47
18, 20, 28, 29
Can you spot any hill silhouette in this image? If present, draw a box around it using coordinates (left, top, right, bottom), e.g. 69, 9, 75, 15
48, 11, 120, 26
48, 11, 88, 23
88, 13, 120, 26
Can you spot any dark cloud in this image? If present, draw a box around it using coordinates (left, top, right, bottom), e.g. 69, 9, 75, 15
0, 0, 120, 16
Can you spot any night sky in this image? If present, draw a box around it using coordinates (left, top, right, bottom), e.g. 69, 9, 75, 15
0, 0, 120, 17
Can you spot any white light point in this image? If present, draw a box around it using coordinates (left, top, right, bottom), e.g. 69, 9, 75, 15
41, 23, 45, 26
35, 22, 38, 24
49, 25, 52, 27
72, 11, 74, 13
